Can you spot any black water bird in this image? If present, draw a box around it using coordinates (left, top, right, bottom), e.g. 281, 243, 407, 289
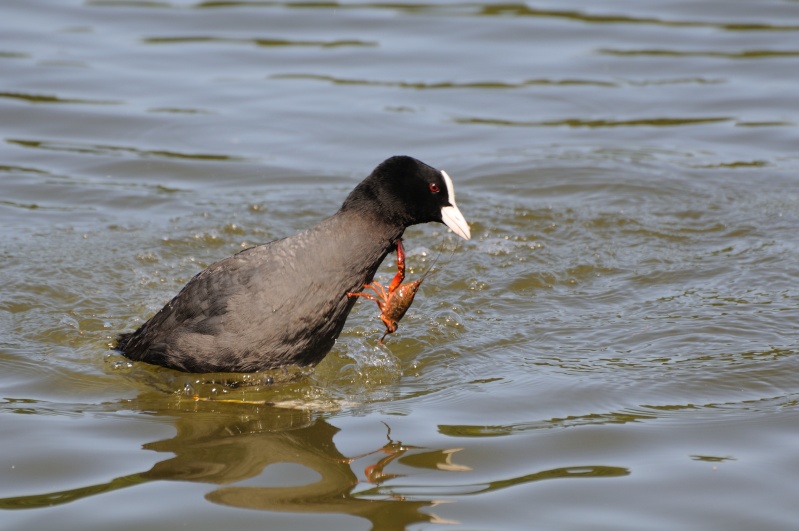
116, 156, 471, 373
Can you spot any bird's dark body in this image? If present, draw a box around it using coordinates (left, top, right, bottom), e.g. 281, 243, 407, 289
116, 156, 469, 373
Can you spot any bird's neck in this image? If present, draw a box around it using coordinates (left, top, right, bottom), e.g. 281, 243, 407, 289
333, 207, 404, 253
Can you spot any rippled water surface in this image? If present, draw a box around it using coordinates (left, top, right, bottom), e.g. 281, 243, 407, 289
2, 1, 799, 529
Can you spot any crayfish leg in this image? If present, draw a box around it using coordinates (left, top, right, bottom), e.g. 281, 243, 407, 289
346, 291, 379, 302
387, 239, 406, 294
364, 281, 389, 301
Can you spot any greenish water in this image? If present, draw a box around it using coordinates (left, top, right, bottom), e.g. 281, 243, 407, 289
2, 1, 799, 529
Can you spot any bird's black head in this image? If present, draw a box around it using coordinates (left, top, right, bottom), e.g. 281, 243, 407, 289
342, 156, 470, 239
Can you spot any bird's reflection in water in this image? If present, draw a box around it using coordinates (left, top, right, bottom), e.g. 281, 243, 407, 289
0, 396, 447, 529
0, 388, 629, 528
147, 402, 445, 528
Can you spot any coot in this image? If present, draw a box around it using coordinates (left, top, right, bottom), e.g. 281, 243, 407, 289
117, 156, 470, 373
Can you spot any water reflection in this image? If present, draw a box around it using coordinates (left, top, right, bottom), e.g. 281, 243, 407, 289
0, 92, 121, 105
0, 395, 628, 528
0, 399, 439, 529
270, 73, 617, 89
455, 116, 733, 128
143, 406, 441, 529
86, 1, 799, 33
142, 36, 376, 48
599, 48, 799, 58
6, 138, 245, 162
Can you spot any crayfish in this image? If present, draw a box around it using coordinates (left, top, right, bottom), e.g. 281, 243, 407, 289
347, 239, 436, 343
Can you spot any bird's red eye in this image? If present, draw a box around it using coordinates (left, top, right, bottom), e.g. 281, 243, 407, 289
429, 183, 440, 193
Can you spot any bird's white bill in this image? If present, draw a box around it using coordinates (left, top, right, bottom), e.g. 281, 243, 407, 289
439, 170, 470, 240
441, 204, 471, 240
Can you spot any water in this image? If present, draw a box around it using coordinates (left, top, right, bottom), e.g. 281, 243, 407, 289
2, 0, 799, 529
